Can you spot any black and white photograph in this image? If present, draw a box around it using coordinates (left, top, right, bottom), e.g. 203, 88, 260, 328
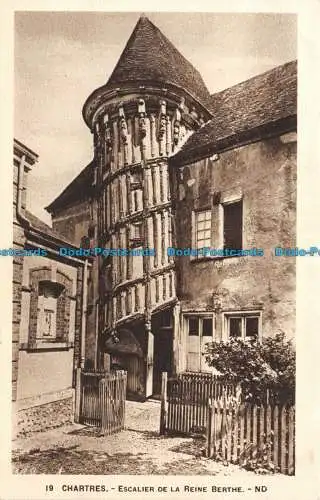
10, 10, 299, 479
2, 3, 319, 498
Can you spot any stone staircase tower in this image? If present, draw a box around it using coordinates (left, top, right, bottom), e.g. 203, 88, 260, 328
82, 15, 212, 398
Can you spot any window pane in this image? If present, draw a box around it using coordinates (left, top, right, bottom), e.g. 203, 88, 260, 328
160, 310, 172, 327
197, 229, 207, 238
196, 211, 212, 249
229, 317, 242, 337
188, 317, 199, 336
202, 318, 213, 336
132, 223, 142, 239
245, 317, 259, 337
224, 201, 243, 250
197, 221, 206, 231
197, 240, 211, 249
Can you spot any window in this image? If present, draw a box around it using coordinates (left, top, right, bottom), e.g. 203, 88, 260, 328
130, 222, 143, 247
130, 172, 142, 190
188, 316, 213, 337
36, 281, 63, 341
130, 172, 143, 213
188, 317, 199, 336
186, 315, 214, 372
202, 317, 213, 336
195, 210, 211, 249
225, 312, 260, 340
159, 310, 172, 328
223, 200, 243, 250
27, 268, 74, 350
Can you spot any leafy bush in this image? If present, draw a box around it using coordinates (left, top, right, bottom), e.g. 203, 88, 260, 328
204, 333, 295, 404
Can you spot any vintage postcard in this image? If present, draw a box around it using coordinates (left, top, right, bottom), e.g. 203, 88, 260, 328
1, 1, 319, 499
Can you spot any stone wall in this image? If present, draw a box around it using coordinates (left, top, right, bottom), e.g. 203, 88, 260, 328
51, 200, 92, 247
173, 132, 297, 340
14, 394, 74, 438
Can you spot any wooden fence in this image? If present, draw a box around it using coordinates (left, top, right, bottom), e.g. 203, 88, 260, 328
75, 368, 127, 435
160, 372, 240, 435
206, 399, 295, 475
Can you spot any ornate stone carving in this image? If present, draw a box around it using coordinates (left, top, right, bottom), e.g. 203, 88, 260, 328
150, 114, 156, 156
198, 114, 205, 126
190, 106, 198, 120
179, 96, 186, 112
103, 114, 112, 150
118, 105, 129, 146
138, 98, 147, 139
158, 100, 167, 142
173, 107, 181, 146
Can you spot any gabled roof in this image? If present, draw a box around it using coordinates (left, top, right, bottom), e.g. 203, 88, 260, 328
51, 61, 297, 211
46, 161, 94, 214
172, 60, 297, 165
105, 15, 211, 107
25, 210, 77, 247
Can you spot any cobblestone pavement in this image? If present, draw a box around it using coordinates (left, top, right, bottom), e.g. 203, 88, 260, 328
12, 400, 257, 476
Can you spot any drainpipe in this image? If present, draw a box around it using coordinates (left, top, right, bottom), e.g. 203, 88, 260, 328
80, 258, 88, 369
16, 155, 31, 228
94, 299, 99, 370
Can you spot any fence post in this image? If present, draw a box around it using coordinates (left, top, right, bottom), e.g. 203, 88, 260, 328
99, 377, 107, 435
206, 398, 213, 458
74, 367, 81, 423
160, 372, 168, 435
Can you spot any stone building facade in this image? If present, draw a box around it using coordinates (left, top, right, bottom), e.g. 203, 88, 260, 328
46, 16, 297, 399
13, 139, 90, 434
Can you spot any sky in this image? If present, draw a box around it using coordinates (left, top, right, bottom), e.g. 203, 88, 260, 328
14, 12, 297, 224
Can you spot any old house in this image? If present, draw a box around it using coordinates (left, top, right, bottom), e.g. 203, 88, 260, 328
46, 16, 297, 400
12, 139, 90, 433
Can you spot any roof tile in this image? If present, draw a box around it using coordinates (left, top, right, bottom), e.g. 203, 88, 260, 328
172, 60, 297, 164
106, 16, 211, 106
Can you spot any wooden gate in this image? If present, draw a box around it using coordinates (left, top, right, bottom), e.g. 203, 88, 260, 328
75, 369, 127, 435
160, 372, 240, 435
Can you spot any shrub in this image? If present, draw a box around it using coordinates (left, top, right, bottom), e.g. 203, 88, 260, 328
204, 332, 295, 404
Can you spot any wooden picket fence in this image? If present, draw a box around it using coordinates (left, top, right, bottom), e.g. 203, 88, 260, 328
160, 372, 240, 435
206, 399, 295, 475
75, 368, 127, 435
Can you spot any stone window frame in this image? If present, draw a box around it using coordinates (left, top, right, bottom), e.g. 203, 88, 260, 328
221, 309, 262, 342
26, 266, 74, 351
36, 280, 63, 341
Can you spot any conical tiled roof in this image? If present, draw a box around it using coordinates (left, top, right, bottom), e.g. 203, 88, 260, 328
105, 15, 211, 107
